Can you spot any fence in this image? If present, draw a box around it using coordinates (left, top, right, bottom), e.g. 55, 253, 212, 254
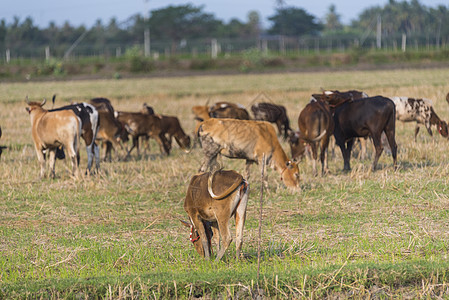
2, 33, 449, 62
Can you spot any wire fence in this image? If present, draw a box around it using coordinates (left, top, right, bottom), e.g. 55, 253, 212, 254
2, 33, 449, 62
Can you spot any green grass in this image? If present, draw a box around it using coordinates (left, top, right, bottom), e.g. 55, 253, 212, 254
1, 68, 449, 298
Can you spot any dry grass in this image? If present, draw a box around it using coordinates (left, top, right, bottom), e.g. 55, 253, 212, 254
1, 68, 449, 298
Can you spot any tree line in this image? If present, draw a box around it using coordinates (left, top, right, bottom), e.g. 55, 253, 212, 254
1, 0, 449, 59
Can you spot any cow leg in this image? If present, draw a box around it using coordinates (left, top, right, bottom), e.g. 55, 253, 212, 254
384, 131, 398, 170
234, 184, 249, 260
153, 133, 170, 156
126, 136, 138, 158
35, 148, 46, 179
339, 139, 353, 171
67, 136, 80, 179
93, 143, 100, 171
414, 126, 420, 141
215, 218, 232, 262
310, 142, 318, 177
425, 122, 433, 136
48, 149, 57, 179
85, 144, 94, 174
370, 133, 384, 171
320, 136, 330, 176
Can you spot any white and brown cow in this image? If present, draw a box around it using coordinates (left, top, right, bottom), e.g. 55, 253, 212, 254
26, 98, 81, 179
198, 118, 300, 189
391, 96, 448, 141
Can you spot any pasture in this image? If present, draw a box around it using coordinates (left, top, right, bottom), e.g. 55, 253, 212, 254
1, 68, 449, 298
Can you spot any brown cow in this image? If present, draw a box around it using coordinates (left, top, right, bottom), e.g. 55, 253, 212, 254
141, 104, 191, 151
289, 99, 334, 176
198, 118, 299, 189
26, 98, 81, 179
181, 169, 249, 261
89, 98, 128, 161
251, 102, 291, 139
209, 102, 250, 120
116, 111, 170, 157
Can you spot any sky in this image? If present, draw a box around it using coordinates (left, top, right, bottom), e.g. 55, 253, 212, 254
0, 0, 447, 29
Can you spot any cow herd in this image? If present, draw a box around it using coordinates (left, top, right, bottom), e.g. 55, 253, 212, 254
6, 90, 448, 261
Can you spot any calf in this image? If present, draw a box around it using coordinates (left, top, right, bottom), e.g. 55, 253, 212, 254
89, 98, 128, 161
116, 111, 170, 157
26, 98, 81, 179
141, 103, 191, 151
289, 99, 334, 176
333, 96, 397, 171
209, 102, 250, 120
251, 102, 291, 139
198, 118, 300, 189
181, 170, 249, 261
391, 97, 448, 141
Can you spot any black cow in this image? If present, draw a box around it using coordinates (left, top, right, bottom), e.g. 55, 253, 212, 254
251, 102, 291, 139
333, 96, 397, 171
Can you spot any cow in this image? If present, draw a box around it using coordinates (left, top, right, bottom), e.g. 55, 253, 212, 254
333, 96, 398, 171
209, 102, 250, 120
390, 97, 448, 141
26, 97, 81, 179
251, 102, 291, 139
198, 118, 300, 189
289, 99, 334, 176
312, 89, 370, 159
50, 96, 100, 174
180, 170, 249, 261
311, 89, 369, 108
0, 126, 6, 159
89, 98, 128, 161
141, 103, 191, 151
115, 111, 170, 157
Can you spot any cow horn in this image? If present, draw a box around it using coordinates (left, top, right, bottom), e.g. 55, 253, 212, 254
311, 130, 327, 142
207, 170, 242, 200
179, 219, 191, 228
41, 98, 47, 107
25, 96, 30, 104
52, 94, 56, 108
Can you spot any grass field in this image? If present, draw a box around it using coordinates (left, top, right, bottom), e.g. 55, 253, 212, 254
1, 68, 449, 298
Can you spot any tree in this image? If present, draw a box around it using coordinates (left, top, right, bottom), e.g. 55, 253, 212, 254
324, 4, 343, 31
267, 6, 322, 36
148, 4, 222, 52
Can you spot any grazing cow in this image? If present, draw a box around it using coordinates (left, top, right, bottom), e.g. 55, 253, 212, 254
198, 118, 300, 189
50, 96, 100, 174
289, 99, 334, 176
209, 102, 250, 120
89, 98, 128, 161
26, 98, 81, 179
312, 89, 369, 108
391, 97, 448, 141
141, 103, 191, 151
333, 96, 397, 171
251, 102, 291, 139
0, 126, 6, 159
115, 111, 170, 157
181, 170, 249, 261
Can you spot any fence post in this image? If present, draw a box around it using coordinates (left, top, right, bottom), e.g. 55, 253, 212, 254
6, 49, 10, 63
45, 46, 50, 61
211, 38, 218, 59
401, 34, 406, 52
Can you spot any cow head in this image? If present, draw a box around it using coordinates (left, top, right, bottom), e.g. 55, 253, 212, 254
281, 160, 300, 188
288, 131, 307, 162
180, 219, 213, 257
438, 120, 449, 138
25, 97, 46, 113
